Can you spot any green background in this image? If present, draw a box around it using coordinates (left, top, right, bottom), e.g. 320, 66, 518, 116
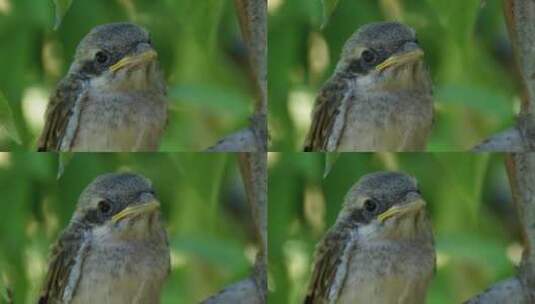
268, 0, 518, 151
0, 0, 255, 151
268, 152, 520, 303
0, 153, 257, 304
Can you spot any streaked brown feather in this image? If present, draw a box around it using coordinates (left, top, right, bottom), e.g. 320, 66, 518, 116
38, 224, 88, 303
303, 76, 349, 152
37, 76, 86, 152
304, 226, 352, 304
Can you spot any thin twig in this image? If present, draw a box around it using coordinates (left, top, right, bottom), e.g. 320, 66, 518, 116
206, 0, 267, 152
238, 152, 267, 300
466, 154, 535, 303
466, 1, 535, 302
472, 0, 535, 151
201, 153, 267, 304
472, 127, 524, 152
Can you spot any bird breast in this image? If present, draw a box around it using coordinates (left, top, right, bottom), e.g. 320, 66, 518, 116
69, 89, 167, 152
70, 234, 169, 304
336, 239, 435, 304
336, 83, 433, 151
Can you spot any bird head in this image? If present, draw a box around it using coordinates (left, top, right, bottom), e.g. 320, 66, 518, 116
70, 22, 164, 92
72, 173, 164, 240
336, 22, 430, 91
339, 171, 432, 241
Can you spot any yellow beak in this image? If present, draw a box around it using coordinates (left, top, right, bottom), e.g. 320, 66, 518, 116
112, 200, 160, 224
375, 49, 424, 72
110, 49, 158, 73
377, 199, 426, 223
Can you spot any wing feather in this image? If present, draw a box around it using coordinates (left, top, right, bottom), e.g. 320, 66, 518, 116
304, 226, 353, 304
37, 76, 86, 152
303, 76, 349, 152
38, 224, 88, 304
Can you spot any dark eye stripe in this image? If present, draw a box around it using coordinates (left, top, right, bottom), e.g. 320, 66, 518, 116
347, 58, 365, 74
83, 208, 105, 225
348, 207, 369, 225
80, 60, 99, 75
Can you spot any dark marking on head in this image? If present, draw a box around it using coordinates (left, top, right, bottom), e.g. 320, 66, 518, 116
342, 171, 419, 224
75, 173, 155, 225
83, 208, 105, 225
77, 23, 149, 56
341, 22, 420, 75
73, 23, 151, 77
348, 207, 368, 225
346, 58, 366, 75
345, 196, 392, 225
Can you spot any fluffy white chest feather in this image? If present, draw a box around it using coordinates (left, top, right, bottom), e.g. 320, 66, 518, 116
334, 239, 435, 304
68, 230, 169, 304
62, 88, 167, 152
332, 77, 433, 152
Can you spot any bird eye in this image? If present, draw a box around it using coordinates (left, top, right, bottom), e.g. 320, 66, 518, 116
98, 200, 112, 215
361, 49, 376, 64
95, 51, 109, 64
364, 199, 378, 213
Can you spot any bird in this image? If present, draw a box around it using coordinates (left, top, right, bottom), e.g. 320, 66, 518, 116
38, 173, 170, 304
37, 22, 167, 152
303, 22, 433, 152
303, 171, 435, 304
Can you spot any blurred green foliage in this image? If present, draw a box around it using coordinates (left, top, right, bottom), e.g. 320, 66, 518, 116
320, 0, 339, 29
0, 153, 257, 304
0, 92, 20, 145
0, 0, 255, 151
268, 0, 518, 151
268, 152, 521, 303
52, 0, 72, 30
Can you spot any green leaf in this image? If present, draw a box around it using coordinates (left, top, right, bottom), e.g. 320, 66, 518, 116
321, 0, 340, 29
0, 92, 21, 145
53, 0, 73, 30
57, 152, 74, 179
323, 152, 340, 178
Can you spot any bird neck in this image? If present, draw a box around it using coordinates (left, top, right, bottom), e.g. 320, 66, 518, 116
380, 212, 433, 243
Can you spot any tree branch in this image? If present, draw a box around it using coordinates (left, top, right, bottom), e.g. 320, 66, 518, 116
504, 154, 535, 301
467, 4, 535, 301
201, 152, 267, 303
465, 154, 535, 303
206, 128, 257, 152
472, 127, 524, 152
207, 0, 267, 152
464, 277, 524, 304
472, 0, 535, 151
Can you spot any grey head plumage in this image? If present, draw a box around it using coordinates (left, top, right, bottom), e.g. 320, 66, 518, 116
335, 21, 420, 74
